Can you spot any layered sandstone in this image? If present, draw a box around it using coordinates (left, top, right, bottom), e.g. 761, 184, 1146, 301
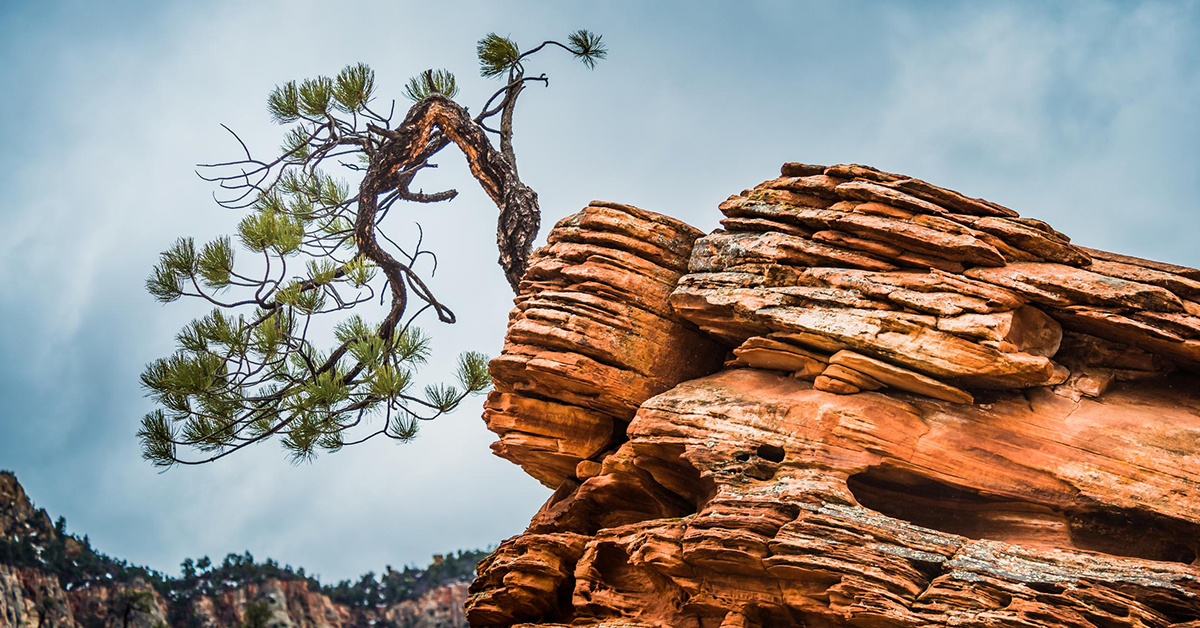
484, 201, 725, 488
469, 165, 1200, 627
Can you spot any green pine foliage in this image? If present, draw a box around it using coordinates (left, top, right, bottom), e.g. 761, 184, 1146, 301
320, 550, 489, 607
403, 69, 459, 102
240, 600, 272, 628
0, 508, 172, 597
476, 33, 521, 78
566, 30, 608, 69
142, 29, 606, 467
140, 62, 490, 467
476, 29, 607, 79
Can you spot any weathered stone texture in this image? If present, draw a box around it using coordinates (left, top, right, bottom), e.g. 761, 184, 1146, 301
470, 164, 1200, 628
485, 201, 725, 488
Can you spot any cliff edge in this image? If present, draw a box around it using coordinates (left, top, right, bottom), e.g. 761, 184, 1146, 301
468, 163, 1200, 628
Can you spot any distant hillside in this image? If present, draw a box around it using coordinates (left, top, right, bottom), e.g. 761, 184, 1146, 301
0, 470, 486, 628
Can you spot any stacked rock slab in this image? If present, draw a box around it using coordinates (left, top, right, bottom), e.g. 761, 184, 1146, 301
483, 201, 725, 488
469, 168, 1200, 628
672, 162, 1200, 401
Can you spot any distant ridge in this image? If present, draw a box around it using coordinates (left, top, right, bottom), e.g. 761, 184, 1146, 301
0, 471, 484, 627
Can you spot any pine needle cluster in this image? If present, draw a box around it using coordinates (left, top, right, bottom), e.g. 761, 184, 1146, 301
141, 30, 607, 467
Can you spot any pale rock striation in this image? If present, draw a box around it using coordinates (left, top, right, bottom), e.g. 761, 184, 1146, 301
469, 164, 1200, 628
0, 564, 78, 628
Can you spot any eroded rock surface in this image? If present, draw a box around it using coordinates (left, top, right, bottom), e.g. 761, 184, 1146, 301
485, 201, 725, 487
470, 165, 1200, 628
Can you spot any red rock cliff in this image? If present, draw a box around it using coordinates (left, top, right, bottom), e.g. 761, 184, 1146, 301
468, 167, 1200, 628
0, 471, 473, 628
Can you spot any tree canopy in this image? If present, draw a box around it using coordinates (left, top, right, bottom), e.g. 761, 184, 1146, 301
139, 31, 607, 467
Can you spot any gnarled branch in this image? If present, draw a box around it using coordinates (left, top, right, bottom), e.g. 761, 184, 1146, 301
368, 94, 539, 291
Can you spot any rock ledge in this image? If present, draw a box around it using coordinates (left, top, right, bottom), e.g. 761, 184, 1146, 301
470, 165, 1200, 628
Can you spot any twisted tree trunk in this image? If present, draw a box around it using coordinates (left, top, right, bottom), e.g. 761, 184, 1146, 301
362, 94, 540, 296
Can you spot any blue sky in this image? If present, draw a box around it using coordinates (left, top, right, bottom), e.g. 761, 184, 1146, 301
0, 0, 1197, 582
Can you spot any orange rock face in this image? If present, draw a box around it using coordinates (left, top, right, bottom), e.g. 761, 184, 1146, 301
484, 201, 726, 488
471, 166, 1200, 628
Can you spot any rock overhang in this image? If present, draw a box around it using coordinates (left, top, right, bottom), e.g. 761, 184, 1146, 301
469, 163, 1200, 628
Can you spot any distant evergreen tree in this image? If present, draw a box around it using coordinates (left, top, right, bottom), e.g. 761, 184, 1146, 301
180, 558, 197, 580
241, 600, 272, 628
117, 589, 158, 628
138, 30, 607, 467
1, 478, 492, 617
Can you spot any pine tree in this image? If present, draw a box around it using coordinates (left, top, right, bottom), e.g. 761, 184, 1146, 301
241, 600, 271, 628
180, 558, 197, 581
118, 589, 158, 628
139, 31, 607, 467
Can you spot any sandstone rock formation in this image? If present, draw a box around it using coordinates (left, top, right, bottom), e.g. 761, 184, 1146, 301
182, 579, 469, 628
1, 564, 80, 628
468, 165, 1200, 627
0, 471, 474, 628
484, 201, 726, 488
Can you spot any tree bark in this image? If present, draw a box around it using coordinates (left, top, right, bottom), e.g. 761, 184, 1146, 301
498, 77, 524, 178
362, 94, 539, 294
